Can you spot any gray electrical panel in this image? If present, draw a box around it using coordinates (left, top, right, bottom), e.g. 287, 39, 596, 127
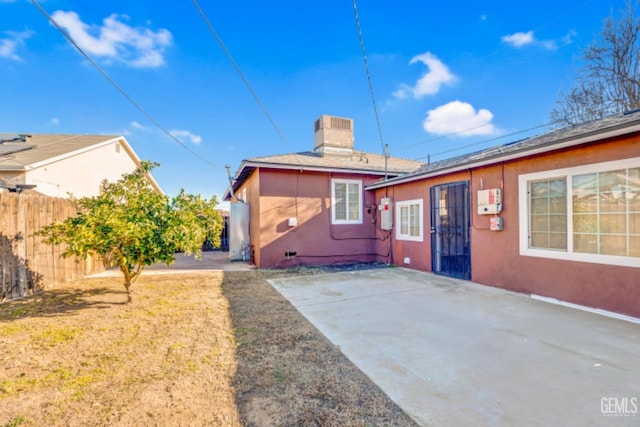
379, 197, 393, 230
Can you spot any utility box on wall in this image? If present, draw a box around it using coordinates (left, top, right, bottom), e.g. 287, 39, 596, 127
229, 202, 250, 261
490, 216, 504, 231
379, 197, 393, 230
477, 188, 502, 215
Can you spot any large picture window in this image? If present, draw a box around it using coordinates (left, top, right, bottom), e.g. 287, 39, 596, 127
396, 199, 423, 241
519, 157, 640, 268
331, 179, 362, 224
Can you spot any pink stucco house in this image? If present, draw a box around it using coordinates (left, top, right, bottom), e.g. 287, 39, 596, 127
226, 113, 640, 318
224, 115, 422, 267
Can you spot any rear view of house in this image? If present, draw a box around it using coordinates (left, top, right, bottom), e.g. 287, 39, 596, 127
226, 112, 640, 319
224, 115, 423, 267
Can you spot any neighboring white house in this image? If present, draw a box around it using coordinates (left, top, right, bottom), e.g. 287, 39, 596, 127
0, 133, 162, 197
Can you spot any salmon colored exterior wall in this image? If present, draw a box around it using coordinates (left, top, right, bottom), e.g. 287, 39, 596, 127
236, 168, 261, 267
240, 168, 386, 268
375, 137, 640, 318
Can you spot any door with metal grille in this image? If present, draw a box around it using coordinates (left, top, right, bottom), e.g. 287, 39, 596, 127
430, 181, 471, 279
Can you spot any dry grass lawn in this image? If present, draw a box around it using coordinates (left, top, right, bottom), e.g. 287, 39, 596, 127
1, 265, 417, 426
0, 272, 240, 427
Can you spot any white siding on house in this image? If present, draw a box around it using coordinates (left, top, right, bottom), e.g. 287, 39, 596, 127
26, 141, 138, 198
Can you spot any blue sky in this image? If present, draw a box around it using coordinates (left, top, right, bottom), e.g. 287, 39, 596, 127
0, 0, 622, 201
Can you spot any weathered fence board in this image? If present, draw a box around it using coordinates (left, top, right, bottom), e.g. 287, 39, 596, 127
0, 192, 104, 301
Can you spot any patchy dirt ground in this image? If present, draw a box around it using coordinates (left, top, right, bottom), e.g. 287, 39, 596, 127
1, 264, 417, 427
223, 265, 418, 427
0, 272, 240, 427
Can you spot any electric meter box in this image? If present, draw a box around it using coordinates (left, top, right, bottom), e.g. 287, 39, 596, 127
477, 188, 502, 215
379, 197, 393, 230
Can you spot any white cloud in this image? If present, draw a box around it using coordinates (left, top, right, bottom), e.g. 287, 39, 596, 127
423, 101, 498, 136
50, 11, 173, 68
171, 130, 202, 145
393, 52, 457, 99
0, 30, 33, 61
562, 29, 577, 46
50, 117, 60, 125
502, 30, 574, 51
130, 121, 148, 130
501, 31, 535, 48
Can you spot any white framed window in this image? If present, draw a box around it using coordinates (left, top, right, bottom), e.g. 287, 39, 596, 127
331, 179, 362, 224
518, 157, 640, 268
396, 199, 423, 241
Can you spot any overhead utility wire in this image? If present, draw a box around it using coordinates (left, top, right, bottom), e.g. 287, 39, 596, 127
413, 98, 624, 161
31, 0, 221, 170
192, 0, 298, 159
396, 0, 597, 154
352, 0, 386, 155
416, 119, 563, 161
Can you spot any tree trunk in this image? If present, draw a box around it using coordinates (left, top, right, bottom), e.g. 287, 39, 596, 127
124, 280, 132, 303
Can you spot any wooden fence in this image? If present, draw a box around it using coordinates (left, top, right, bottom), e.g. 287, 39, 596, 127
0, 192, 104, 301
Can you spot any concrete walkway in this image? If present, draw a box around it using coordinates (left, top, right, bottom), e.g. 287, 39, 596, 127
89, 251, 253, 277
269, 267, 640, 426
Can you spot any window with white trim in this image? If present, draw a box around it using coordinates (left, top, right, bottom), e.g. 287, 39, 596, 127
519, 157, 640, 268
331, 179, 362, 224
529, 178, 567, 250
396, 199, 423, 241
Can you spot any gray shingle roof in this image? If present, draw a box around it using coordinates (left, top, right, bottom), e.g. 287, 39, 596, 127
0, 134, 120, 170
225, 150, 423, 200
244, 150, 423, 174
367, 111, 640, 189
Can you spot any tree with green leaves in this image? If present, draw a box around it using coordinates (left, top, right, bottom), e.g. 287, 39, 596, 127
36, 161, 223, 302
551, 0, 640, 126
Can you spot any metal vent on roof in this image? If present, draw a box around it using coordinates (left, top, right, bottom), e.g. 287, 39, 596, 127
0, 133, 31, 143
330, 117, 352, 130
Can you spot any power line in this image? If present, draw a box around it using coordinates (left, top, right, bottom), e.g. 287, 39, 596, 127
31, 0, 222, 171
409, 99, 621, 162
192, 0, 298, 159
352, 0, 386, 155
394, 0, 598, 155
397, 122, 498, 151
415, 120, 562, 161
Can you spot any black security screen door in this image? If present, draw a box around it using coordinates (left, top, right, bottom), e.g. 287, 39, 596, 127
430, 181, 471, 280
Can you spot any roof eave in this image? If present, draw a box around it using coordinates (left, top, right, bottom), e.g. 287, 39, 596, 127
366, 121, 640, 190
244, 159, 414, 175
222, 159, 413, 201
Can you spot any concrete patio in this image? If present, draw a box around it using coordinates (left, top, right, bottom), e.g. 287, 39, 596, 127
269, 267, 640, 426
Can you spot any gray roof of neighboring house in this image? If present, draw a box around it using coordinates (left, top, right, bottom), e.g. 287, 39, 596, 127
0, 133, 164, 194
367, 111, 640, 190
0, 133, 121, 170
225, 149, 424, 199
